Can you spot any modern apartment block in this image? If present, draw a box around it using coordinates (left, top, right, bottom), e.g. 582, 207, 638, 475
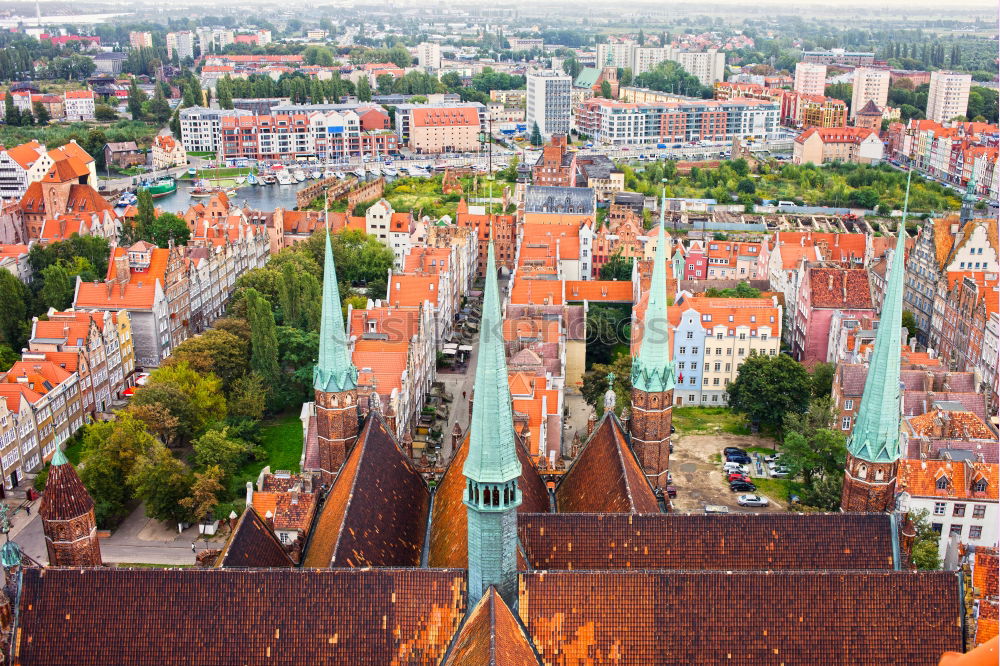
166, 31, 195, 61
393, 102, 486, 145
63, 91, 96, 122
850, 68, 890, 119
129, 31, 153, 49
179, 107, 252, 153
926, 71, 972, 124
526, 70, 572, 137
415, 42, 442, 70
802, 50, 876, 66
793, 62, 827, 97
575, 97, 778, 146
599, 43, 726, 86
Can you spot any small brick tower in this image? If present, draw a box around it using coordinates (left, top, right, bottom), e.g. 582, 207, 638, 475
841, 185, 909, 512
313, 222, 360, 483
629, 192, 676, 490
39, 448, 102, 567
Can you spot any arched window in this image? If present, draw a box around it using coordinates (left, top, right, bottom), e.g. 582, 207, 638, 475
874, 469, 884, 481
492, 488, 500, 506
857, 464, 867, 479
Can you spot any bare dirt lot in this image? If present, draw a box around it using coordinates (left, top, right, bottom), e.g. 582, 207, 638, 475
669, 432, 790, 513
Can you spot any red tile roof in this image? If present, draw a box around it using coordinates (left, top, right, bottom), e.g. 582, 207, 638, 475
897, 459, 998, 500
411, 107, 479, 127
443, 587, 541, 665
388, 274, 441, 307
564, 280, 633, 302
808, 267, 873, 308
215, 506, 294, 568
39, 458, 93, 521
302, 415, 429, 568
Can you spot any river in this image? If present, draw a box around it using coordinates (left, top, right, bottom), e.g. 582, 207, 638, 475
155, 182, 304, 214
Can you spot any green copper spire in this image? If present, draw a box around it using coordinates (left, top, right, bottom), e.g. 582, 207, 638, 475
314, 228, 358, 393
51, 447, 68, 466
848, 174, 910, 464
631, 191, 676, 394
464, 239, 521, 609
464, 240, 521, 484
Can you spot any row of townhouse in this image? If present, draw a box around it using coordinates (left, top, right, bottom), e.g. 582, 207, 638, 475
904, 216, 998, 346
72, 202, 270, 367
0, 90, 96, 123
669, 295, 782, 405
682, 238, 769, 280
0, 360, 83, 491
886, 119, 999, 199
714, 82, 848, 128
27, 309, 136, 415
574, 97, 780, 146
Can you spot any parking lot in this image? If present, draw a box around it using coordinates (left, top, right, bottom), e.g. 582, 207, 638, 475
669, 432, 789, 514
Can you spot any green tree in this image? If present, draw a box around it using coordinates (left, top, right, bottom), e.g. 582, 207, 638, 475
31, 100, 50, 125
147, 87, 171, 123
356, 76, 372, 102
530, 121, 543, 146
585, 303, 631, 366
798, 471, 844, 511
599, 252, 634, 281
901, 310, 918, 343
245, 288, 281, 384
129, 441, 193, 525
811, 362, 835, 398
94, 103, 118, 121
127, 78, 147, 120
131, 362, 227, 444
0, 343, 18, 371
165, 328, 249, 390
39, 263, 74, 310
168, 108, 181, 137
726, 352, 811, 432
147, 212, 190, 248
277, 261, 321, 330
228, 372, 266, 423
0, 270, 29, 349
180, 465, 225, 523
4, 92, 21, 127
216, 76, 234, 109
780, 427, 846, 486
78, 413, 158, 528
600, 79, 613, 99
909, 509, 942, 570
192, 427, 254, 480
581, 356, 633, 418
124, 188, 156, 244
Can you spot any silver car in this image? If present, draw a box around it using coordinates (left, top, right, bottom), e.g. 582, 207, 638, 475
737, 494, 769, 507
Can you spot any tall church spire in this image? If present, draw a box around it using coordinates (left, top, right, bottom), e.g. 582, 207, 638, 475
632, 191, 675, 394
841, 173, 910, 512
314, 228, 358, 393
628, 190, 676, 490
464, 240, 521, 608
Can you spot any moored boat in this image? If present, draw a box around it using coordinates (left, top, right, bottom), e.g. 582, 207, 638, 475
293, 169, 306, 182
138, 176, 178, 198
276, 170, 293, 185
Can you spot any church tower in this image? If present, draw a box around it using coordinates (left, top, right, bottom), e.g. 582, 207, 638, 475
630, 194, 676, 489
841, 190, 909, 512
39, 448, 102, 567
960, 177, 978, 223
464, 240, 521, 608
313, 228, 360, 483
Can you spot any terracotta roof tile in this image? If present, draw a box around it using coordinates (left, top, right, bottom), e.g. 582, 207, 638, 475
427, 430, 549, 569
898, 459, 998, 500
4, 140, 45, 169
412, 107, 479, 127
907, 410, 995, 440
808, 267, 872, 308
518, 570, 962, 664
443, 587, 541, 665
16, 567, 467, 665
215, 506, 294, 568
38, 459, 93, 521
519, 513, 898, 571
388, 274, 440, 308
303, 414, 429, 568
556, 416, 659, 514
509, 278, 563, 306
564, 280, 633, 302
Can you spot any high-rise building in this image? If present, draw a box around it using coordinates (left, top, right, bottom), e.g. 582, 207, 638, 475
526, 70, 571, 137
129, 31, 153, 49
926, 71, 972, 123
628, 45, 726, 86
850, 68, 890, 119
596, 42, 635, 70
793, 62, 827, 97
840, 220, 906, 512
166, 31, 195, 61
415, 42, 441, 70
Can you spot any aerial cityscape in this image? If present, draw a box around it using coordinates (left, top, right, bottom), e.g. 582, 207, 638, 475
0, 0, 995, 663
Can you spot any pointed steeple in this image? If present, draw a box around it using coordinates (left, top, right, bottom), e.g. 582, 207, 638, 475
314, 228, 358, 393
631, 191, 675, 394
463, 240, 521, 484
51, 446, 68, 466
848, 177, 909, 464
463, 240, 521, 609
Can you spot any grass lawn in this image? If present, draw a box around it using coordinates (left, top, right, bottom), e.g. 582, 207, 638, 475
186, 151, 216, 157
672, 407, 750, 435
64, 436, 85, 465
229, 413, 303, 497
752, 476, 803, 502
746, 445, 777, 455
178, 167, 256, 180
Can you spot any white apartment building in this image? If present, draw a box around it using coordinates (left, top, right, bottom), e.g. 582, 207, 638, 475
625, 46, 725, 86
63, 90, 95, 122
166, 31, 195, 61
0, 141, 52, 200
196, 27, 234, 55
597, 42, 635, 70
179, 107, 252, 153
129, 31, 153, 49
793, 62, 827, 97
526, 70, 572, 137
850, 68, 890, 119
415, 42, 442, 70
926, 71, 972, 123
508, 37, 544, 52
255, 29, 272, 46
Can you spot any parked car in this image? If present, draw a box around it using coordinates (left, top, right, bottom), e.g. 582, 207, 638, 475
769, 468, 790, 479
666, 485, 677, 498
726, 454, 752, 464
722, 462, 748, 473
704, 504, 729, 514
724, 447, 746, 456
737, 494, 769, 507
727, 472, 751, 483
764, 454, 781, 464
730, 480, 757, 492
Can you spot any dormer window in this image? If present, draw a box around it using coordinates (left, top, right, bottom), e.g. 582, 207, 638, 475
973, 479, 988, 493
935, 476, 949, 490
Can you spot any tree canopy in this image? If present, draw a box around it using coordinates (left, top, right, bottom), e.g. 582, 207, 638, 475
726, 352, 811, 433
